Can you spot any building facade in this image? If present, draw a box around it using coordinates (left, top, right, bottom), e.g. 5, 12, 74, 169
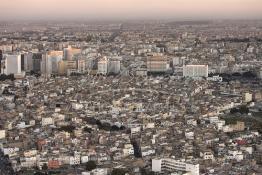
108, 59, 121, 74
97, 57, 108, 75
1, 54, 22, 75
152, 158, 199, 175
147, 56, 169, 73
183, 65, 208, 78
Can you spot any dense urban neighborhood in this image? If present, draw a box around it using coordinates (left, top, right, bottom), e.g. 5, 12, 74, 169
0, 20, 262, 175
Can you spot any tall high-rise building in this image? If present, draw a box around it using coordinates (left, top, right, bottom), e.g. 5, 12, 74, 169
97, 57, 108, 75
41, 53, 52, 78
77, 59, 86, 73
108, 59, 121, 75
63, 46, 81, 61
32, 53, 42, 73
58, 60, 67, 75
97, 57, 121, 75
21, 54, 25, 71
48, 51, 63, 74
1, 54, 22, 75
183, 65, 208, 78
64, 46, 73, 61
0, 50, 3, 73
23, 52, 33, 72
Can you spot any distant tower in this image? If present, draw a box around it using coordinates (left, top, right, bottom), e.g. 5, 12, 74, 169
64, 46, 73, 61
0, 50, 2, 73
41, 53, 52, 78
32, 53, 42, 73
21, 54, 25, 71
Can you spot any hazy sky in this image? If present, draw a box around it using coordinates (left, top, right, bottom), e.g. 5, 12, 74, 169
1, 0, 262, 20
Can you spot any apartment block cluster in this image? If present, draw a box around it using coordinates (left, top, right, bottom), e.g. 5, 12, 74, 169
0, 45, 211, 80
0, 46, 122, 78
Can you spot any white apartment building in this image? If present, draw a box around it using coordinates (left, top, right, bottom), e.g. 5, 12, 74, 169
97, 56, 121, 75
0, 130, 6, 139
97, 57, 108, 75
183, 65, 208, 78
1, 54, 22, 75
152, 158, 199, 175
41, 117, 54, 126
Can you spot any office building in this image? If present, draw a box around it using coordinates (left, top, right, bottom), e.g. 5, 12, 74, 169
63, 46, 81, 61
183, 65, 208, 78
108, 59, 121, 75
173, 57, 185, 66
21, 54, 25, 71
41, 53, 52, 78
1, 54, 22, 75
58, 60, 67, 75
58, 59, 86, 76
77, 59, 86, 73
58, 60, 77, 75
22, 52, 33, 72
48, 51, 63, 74
64, 46, 73, 61
97, 57, 108, 75
87, 57, 98, 71
0, 50, 2, 73
147, 56, 169, 73
152, 158, 199, 175
32, 53, 42, 73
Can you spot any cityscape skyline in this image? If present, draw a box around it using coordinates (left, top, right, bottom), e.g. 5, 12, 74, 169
1, 0, 262, 21
0, 1, 262, 175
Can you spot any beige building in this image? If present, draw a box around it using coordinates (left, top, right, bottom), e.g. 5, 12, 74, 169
63, 46, 81, 61
243, 92, 253, 103
58, 60, 67, 75
58, 59, 86, 75
230, 121, 245, 132
147, 56, 169, 73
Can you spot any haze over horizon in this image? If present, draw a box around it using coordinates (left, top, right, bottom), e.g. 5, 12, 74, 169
1, 0, 262, 21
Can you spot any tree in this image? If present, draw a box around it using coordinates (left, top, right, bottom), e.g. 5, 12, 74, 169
0, 74, 15, 81
232, 72, 241, 77
243, 71, 256, 79
230, 108, 239, 114
42, 163, 48, 171
98, 122, 111, 131
141, 168, 155, 175
34, 172, 46, 175
58, 125, 76, 133
111, 125, 120, 131
111, 168, 128, 175
239, 105, 249, 114
85, 161, 97, 171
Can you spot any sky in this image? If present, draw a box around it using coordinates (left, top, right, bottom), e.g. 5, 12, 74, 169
0, 0, 262, 21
